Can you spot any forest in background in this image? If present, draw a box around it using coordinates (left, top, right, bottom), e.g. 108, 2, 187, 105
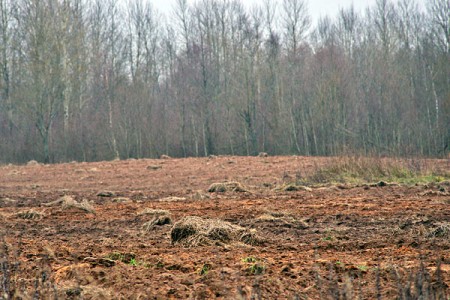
0, 0, 448, 163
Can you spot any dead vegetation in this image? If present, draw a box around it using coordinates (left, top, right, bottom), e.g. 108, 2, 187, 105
427, 223, 450, 239
159, 196, 186, 202
297, 156, 450, 186
97, 191, 115, 197
191, 191, 210, 200
147, 165, 162, 170
0, 197, 16, 205
42, 195, 95, 214
170, 216, 263, 247
139, 209, 172, 230
112, 197, 132, 203
255, 211, 309, 230
105, 252, 136, 264
83, 257, 116, 267
207, 181, 250, 193
26, 160, 39, 166
273, 183, 312, 192
137, 208, 170, 216
420, 190, 450, 197
16, 209, 44, 220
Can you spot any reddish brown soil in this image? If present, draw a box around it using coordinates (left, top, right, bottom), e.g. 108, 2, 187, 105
0, 156, 449, 299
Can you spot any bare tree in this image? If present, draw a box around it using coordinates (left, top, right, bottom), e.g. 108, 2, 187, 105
427, 0, 450, 54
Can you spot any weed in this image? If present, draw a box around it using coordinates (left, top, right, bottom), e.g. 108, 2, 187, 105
241, 256, 265, 275
155, 260, 164, 269
321, 229, 335, 242
242, 257, 258, 263
248, 263, 265, 275
357, 265, 368, 272
129, 258, 138, 267
199, 263, 212, 276
105, 252, 136, 264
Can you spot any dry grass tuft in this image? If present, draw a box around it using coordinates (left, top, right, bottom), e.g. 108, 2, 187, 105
65, 199, 95, 213
97, 191, 115, 197
420, 190, 449, 197
274, 184, 313, 192
256, 211, 309, 229
427, 222, 450, 238
26, 160, 40, 166
147, 165, 162, 170
191, 191, 211, 200
160, 154, 171, 159
142, 216, 172, 230
159, 196, 186, 202
207, 181, 250, 193
137, 208, 170, 216
258, 152, 269, 157
16, 209, 44, 220
42, 195, 95, 214
112, 197, 132, 203
170, 216, 263, 247
139, 209, 172, 230
0, 197, 16, 205
79, 285, 113, 299
105, 252, 136, 264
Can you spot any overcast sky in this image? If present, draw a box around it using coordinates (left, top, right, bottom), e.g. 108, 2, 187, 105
147, 0, 426, 25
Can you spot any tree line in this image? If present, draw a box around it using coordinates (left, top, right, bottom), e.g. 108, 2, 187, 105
0, 0, 448, 163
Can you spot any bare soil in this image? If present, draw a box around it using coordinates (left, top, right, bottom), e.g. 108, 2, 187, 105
0, 156, 449, 299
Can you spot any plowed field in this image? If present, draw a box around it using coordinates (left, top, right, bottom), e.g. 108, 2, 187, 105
1, 156, 449, 299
